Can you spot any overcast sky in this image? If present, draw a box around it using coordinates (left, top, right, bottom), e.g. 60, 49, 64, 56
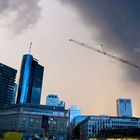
1, 0, 140, 116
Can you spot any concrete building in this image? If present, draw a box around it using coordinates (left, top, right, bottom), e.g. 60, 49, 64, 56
0, 63, 17, 109
117, 99, 132, 117
70, 115, 140, 140
46, 94, 65, 108
0, 104, 68, 140
69, 105, 81, 123
17, 54, 44, 104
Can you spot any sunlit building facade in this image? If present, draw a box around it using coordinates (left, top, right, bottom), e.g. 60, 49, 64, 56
17, 54, 44, 104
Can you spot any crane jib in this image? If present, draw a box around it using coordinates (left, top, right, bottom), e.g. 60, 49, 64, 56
69, 39, 140, 70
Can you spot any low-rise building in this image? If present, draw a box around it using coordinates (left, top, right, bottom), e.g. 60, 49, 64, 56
70, 115, 140, 140
0, 103, 68, 140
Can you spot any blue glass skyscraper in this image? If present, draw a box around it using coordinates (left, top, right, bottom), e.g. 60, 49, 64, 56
17, 54, 44, 104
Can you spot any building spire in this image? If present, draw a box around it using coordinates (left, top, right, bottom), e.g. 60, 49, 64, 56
29, 42, 32, 54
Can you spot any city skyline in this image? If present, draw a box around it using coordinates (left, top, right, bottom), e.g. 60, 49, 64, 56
0, 0, 140, 117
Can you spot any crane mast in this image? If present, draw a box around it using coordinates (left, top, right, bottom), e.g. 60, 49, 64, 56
69, 39, 140, 69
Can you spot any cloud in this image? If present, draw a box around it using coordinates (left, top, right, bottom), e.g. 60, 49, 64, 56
0, 0, 41, 34
59, 0, 140, 83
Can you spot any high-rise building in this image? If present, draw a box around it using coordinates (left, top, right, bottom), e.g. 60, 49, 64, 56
0, 63, 17, 109
17, 54, 44, 104
46, 94, 65, 107
117, 98, 132, 117
69, 105, 81, 122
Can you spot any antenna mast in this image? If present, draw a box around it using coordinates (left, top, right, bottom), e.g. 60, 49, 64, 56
29, 42, 32, 54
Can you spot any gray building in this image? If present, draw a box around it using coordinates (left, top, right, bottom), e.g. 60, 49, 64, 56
0, 63, 17, 109
0, 104, 68, 140
17, 54, 44, 104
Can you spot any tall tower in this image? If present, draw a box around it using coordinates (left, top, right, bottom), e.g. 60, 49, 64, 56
117, 98, 132, 117
0, 63, 17, 109
17, 54, 44, 104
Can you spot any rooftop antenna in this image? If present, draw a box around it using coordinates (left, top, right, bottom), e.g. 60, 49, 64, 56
29, 42, 32, 54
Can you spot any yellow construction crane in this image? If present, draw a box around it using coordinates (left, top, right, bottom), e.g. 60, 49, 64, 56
69, 39, 140, 69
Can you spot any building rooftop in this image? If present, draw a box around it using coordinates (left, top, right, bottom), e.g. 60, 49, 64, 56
1, 103, 68, 117
3, 103, 66, 110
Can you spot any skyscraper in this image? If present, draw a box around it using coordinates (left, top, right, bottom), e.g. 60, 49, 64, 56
117, 98, 132, 117
17, 54, 44, 104
69, 105, 81, 122
0, 63, 17, 109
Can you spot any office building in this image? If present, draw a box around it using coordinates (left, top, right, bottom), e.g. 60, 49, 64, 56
117, 98, 132, 117
69, 105, 81, 122
70, 115, 140, 140
0, 104, 68, 139
0, 63, 17, 109
46, 94, 65, 107
17, 54, 44, 104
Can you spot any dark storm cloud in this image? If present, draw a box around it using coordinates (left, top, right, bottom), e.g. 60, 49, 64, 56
60, 0, 140, 83
0, 0, 41, 34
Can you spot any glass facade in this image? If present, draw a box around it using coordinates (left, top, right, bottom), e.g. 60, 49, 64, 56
69, 105, 81, 122
46, 94, 59, 106
0, 63, 17, 109
46, 94, 65, 108
30, 62, 44, 104
17, 54, 44, 104
117, 99, 132, 117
